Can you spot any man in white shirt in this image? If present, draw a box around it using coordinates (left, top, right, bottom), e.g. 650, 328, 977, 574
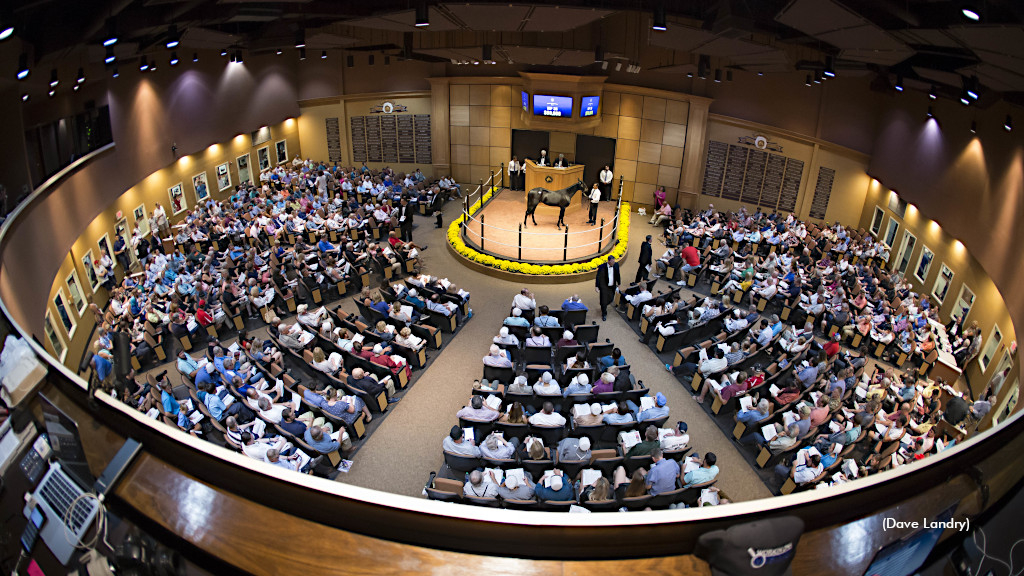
528, 401, 566, 427
537, 149, 548, 166
512, 289, 537, 312
587, 183, 601, 224
599, 165, 613, 201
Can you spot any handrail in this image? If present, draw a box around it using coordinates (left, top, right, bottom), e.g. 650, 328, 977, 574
1, 146, 1023, 563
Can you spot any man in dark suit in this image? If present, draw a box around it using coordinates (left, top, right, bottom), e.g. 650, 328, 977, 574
554, 153, 568, 168
399, 197, 414, 242
635, 235, 653, 284
595, 255, 621, 321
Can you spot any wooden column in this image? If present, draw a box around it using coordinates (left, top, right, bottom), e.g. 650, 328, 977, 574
678, 97, 712, 211
428, 78, 451, 178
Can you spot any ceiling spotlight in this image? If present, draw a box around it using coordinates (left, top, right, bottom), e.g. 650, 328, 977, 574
652, 3, 667, 31
236, 50, 243, 64
0, 21, 13, 41
300, 48, 307, 60
220, 49, 228, 57
970, 120, 977, 133
967, 75, 979, 100
165, 25, 180, 49
686, 71, 693, 78
602, 61, 609, 70
112, 66, 119, 78
1005, 115, 1013, 132
370, 55, 376, 65
814, 70, 822, 84
170, 52, 179, 66
139, 56, 149, 71
929, 85, 937, 100
73, 84, 80, 92
16, 53, 28, 80
894, 75, 903, 92
698, 54, 709, 79
805, 74, 812, 87
49, 68, 58, 87
824, 56, 835, 78
960, 88, 970, 105
926, 106, 934, 118
726, 70, 733, 82
103, 19, 117, 46
76, 67, 84, 83
48, 89, 55, 98
321, 50, 327, 59
962, 6, 980, 21
21, 93, 28, 102
105, 46, 115, 64
192, 52, 198, 62
757, 71, 764, 76
482, 44, 493, 64
295, 29, 306, 48
415, 1, 429, 27
714, 69, 722, 83
594, 45, 604, 63
276, 49, 283, 55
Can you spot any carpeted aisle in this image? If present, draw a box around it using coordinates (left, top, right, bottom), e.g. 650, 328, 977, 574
337, 198, 772, 502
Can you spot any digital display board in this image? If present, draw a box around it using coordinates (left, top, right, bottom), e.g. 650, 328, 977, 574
533, 94, 573, 117
579, 96, 600, 117
521, 91, 528, 111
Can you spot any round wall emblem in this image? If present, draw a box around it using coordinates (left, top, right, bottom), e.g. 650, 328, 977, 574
382, 102, 394, 114
754, 135, 768, 149
545, 175, 554, 183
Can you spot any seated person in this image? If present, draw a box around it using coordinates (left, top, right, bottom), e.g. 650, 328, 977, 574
556, 436, 592, 463
660, 422, 690, 451
463, 470, 498, 498
681, 452, 719, 488
603, 401, 636, 424
528, 401, 566, 427
498, 401, 528, 424
598, 348, 626, 370
534, 471, 575, 502
612, 466, 649, 499
525, 326, 551, 347
564, 350, 590, 371
561, 294, 587, 311
534, 305, 560, 328
443, 425, 481, 457
493, 326, 520, 347
629, 392, 669, 422
480, 432, 518, 460
456, 395, 501, 422
622, 425, 660, 457
562, 373, 592, 396
533, 372, 561, 396
482, 344, 513, 368
574, 403, 605, 427
503, 307, 530, 327
496, 472, 535, 501
645, 447, 682, 495
555, 330, 578, 349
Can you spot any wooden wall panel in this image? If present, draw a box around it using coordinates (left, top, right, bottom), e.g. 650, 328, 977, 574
615, 139, 639, 162
469, 126, 490, 147
660, 145, 685, 168
642, 96, 667, 121
451, 85, 470, 106
602, 91, 621, 116
617, 116, 641, 141
469, 106, 490, 127
469, 84, 491, 106
619, 93, 643, 118
662, 123, 687, 148
665, 100, 689, 124
640, 120, 665, 144
450, 106, 470, 127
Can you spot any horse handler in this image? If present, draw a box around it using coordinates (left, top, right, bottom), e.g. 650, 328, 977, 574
587, 183, 601, 224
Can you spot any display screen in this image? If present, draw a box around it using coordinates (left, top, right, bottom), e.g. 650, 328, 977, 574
580, 96, 600, 117
533, 94, 573, 117
521, 91, 528, 111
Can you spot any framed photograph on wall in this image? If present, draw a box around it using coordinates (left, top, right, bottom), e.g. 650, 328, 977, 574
98, 233, 114, 267
168, 182, 187, 215
82, 250, 98, 291
257, 146, 271, 171
133, 204, 150, 237
193, 171, 210, 201
914, 246, 934, 283
237, 154, 252, 185
66, 270, 86, 315
275, 140, 288, 165
932, 263, 954, 304
53, 290, 76, 338
44, 311, 67, 362
216, 162, 231, 191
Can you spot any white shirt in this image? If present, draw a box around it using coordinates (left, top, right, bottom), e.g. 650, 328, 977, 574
607, 265, 615, 286
590, 188, 601, 204
600, 169, 613, 184
529, 411, 566, 427
512, 293, 536, 311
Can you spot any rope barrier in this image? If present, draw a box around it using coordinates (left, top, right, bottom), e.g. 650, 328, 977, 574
462, 227, 618, 249
462, 211, 617, 235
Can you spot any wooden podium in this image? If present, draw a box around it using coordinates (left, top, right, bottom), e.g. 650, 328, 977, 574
523, 159, 585, 192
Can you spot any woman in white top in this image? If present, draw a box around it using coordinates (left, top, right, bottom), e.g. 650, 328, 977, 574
310, 346, 343, 375
395, 327, 425, 351
493, 326, 520, 347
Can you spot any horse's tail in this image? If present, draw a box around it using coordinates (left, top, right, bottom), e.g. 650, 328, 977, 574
525, 188, 541, 213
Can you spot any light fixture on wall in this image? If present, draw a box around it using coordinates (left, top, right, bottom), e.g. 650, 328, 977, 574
967, 75, 979, 100
652, 3, 667, 31
929, 85, 937, 100
961, 6, 980, 21
139, 56, 149, 71
960, 88, 970, 105
112, 66, 119, 78
73, 84, 79, 92
615, 62, 621, 72
805, 74, 812, 87
697, 54, 709, 79
49, 68, 58, 86
321, 50, 327, 59
165, 25, 180, 49
16, 53, 28, 79
415, 1, 429, 27
726, 69, 733, 81
970, 119, 977, 134
76, 67, 84, 83
926, 106, 934, 118
482, 44, 495, 65
1005, 115, 1013, 132
813, 70, 822, 84
170, 52, 179, 66
295, 28, 305, 48
21, 93, 28, 102
299, 48, 306, 60
193, 52, 198, 62
220, 49, 228, 57
714, 69, 721, 83
105, 46, 116, 64
276, 49, 283, 55
48, 89, 55, 97
369, 55, 375, 65
894, 74, 903, 92
235, 50, 243, 64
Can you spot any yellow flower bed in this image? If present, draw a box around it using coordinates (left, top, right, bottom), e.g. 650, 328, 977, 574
447, 189, 630, 275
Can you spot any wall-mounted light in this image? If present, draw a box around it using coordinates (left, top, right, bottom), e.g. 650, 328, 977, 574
1005, 115, 1013, 132
76, 67, 84, 83
49, 68, 58, 86
103, 19, 117, 46
970, 120, 977, 134
295, 28, 305, 48
165, 25, 180, 49
929, 85, 936, 100
300, 48, 306, 61
321, 50, 327, 59
894, 74, 903, 92
112, 66, 119, 78
926, 105, 934, 118
169, 52, 179, 66
726, 70, 733, 82
105, 46, 116, 64
714, 69, 721, 83
824, 56, 835, 78
967, 75, 979, 100
805, 74, 812, 87
193, 52, 198, 63
962, 6, 980, 21
21, 93, 28, 102
594, 45, 604, 63
960, 88, 970, 105
139, 56, 149, 71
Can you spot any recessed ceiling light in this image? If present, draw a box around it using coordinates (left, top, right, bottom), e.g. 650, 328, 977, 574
961, 6, 980, 21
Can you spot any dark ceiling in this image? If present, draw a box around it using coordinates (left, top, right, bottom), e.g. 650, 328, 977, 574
4, 0, 1024, 103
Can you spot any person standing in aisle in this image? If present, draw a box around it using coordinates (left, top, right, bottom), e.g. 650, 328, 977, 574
599, 165, 614, 201
509, 156, 521, 190
595, 256, 621, 322
636, 235, 653, 284
399, 197, 415, 242
587, 183, 601, 224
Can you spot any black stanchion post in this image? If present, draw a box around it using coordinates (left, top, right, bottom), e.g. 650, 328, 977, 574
598, 218, 605, 252
480, 214, 485, 251
518, 223, 522, 260
490, 170, 495, 192
500, 163, 505, 189
563, 226, 569, 261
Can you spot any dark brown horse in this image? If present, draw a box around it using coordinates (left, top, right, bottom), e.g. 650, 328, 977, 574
523, 179, 586, 229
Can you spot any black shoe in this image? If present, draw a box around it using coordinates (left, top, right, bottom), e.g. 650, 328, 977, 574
602, 315, 607, 321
